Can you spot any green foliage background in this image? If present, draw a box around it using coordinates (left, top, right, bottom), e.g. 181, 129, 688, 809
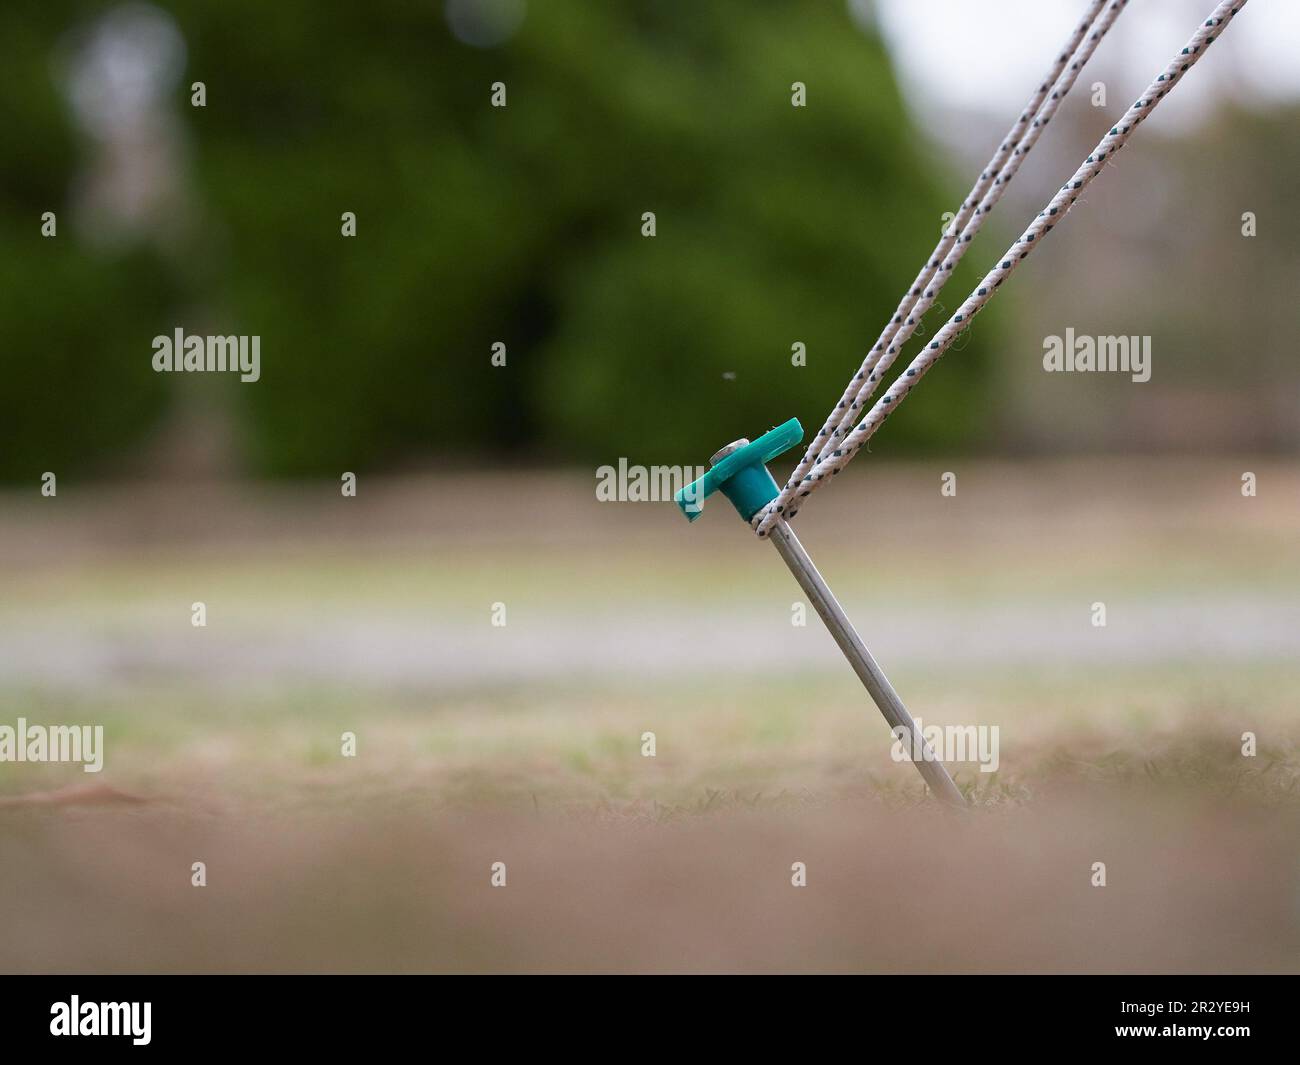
0, 0, 999, 479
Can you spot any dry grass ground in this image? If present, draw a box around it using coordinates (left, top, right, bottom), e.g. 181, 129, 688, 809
0, 459, 1297, 972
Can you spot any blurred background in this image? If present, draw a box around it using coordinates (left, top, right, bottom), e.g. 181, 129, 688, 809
0, 0, 1298, 974
3, 0, 1297, 477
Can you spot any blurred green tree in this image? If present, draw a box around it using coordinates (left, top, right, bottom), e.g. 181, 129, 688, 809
0, 0, 179, 481
1, 0, 998, 479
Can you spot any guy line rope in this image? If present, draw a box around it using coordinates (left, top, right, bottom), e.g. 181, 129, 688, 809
753, 0, 1248, 537
674, 0, 1250, 805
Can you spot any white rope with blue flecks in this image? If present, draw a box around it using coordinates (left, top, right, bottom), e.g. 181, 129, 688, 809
756, 0, 1115, 526
807, 0, 1128, 474
753, 0, 1248, 537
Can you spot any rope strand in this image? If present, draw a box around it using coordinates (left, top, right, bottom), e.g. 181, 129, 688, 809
757, 0, 1113, 532
755, 0, 1248, 536
813, 0, 1128, 459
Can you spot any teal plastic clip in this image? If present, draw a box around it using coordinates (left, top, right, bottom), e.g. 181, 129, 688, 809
674, 418, 804, 523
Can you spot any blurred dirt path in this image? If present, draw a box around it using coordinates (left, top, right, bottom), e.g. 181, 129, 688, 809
1, 460, 1296, 690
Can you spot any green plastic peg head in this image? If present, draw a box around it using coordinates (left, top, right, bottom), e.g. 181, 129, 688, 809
674, 418, 804, 523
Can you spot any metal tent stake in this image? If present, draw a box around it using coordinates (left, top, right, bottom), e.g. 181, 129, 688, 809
767, 518, 964, 806
675, 418, 965, 808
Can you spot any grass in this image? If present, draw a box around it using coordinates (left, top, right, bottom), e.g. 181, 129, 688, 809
3, 661, 1296, 814
0, 463, 1297, 971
